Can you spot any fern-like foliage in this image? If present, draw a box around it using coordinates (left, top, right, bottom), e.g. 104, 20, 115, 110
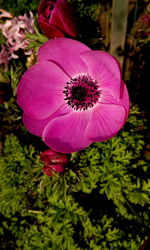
0, 0, 39, 15
0, 105, 149, 249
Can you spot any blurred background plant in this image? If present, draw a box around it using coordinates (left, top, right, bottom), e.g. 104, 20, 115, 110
0, 0, 150, 249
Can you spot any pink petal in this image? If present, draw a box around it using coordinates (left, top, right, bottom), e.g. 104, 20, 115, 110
99, 90, 119, 105
17, 61, 70, 119
0, 9, 13, 18
38, 38, 90, 77
119, 81, 130, 122
23, 113, 53, 136
42, 111, 92, 153
80, 50, 122, 99
85, 103, 126, 141
38, 38, 90, 61
22, 103, 72, 136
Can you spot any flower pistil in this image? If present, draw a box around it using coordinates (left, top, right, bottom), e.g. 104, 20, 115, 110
63, 75, 101, 111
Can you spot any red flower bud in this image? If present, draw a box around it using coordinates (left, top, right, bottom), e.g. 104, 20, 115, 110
40, 148, 68, 176
38, 0, 77, 39
42, 164, 65, 176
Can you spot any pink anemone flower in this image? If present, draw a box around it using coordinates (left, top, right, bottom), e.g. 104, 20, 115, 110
17, 38, 130, 153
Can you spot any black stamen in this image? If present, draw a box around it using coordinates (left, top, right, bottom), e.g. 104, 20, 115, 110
63, 75, 100, 111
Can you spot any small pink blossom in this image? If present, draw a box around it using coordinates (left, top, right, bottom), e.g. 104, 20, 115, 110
0, 10, 34, 69
0, 45, 10, 70
0, 9, 13, 19
17, 38, 130, 153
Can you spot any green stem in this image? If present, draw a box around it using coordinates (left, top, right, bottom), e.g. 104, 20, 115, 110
63, 173, 67, 203
121, 190, 142, 224
28, 210, 43, 214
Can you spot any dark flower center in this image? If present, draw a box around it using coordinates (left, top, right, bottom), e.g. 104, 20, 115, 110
63, 75, 101, 111
71, 86, 87, 101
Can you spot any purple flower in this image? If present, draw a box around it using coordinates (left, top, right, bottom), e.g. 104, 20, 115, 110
38, 0, 77, 39
17, 38, 130, 153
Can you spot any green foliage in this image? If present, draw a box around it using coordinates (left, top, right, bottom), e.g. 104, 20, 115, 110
69, 0, 100, 20
0, 0, 39, 15
26, 23, 48, 52
0, 29, 6, 45
9, 65, 24, 97
68, 0, 102, 48
72, 105, 150, 221
0, 105, 149, 249
0, 0, 100, 19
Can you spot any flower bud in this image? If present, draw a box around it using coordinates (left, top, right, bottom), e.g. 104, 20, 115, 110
38, 0, 77, 39
40, 148, 68, 176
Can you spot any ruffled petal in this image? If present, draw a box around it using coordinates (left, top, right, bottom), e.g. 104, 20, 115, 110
85, 103, 126, 141
17, 60, 69, 119
23, 103, 72, 136
42, 111, 92, 153
38, 38, 90, 61
119, 81, 130, 122
38, 38, 90, 77
80, 50, 122, 99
